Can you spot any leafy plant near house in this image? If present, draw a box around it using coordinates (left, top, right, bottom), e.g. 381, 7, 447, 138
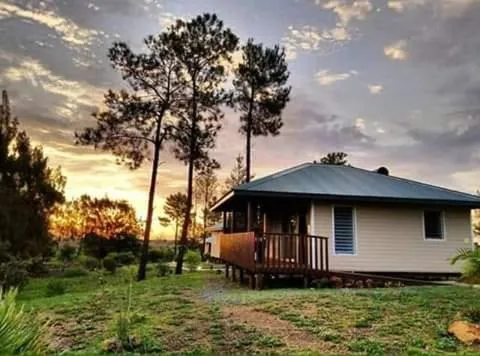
0, 289, 47, 354
450, 248, 480, 281
185, 250, 201, 271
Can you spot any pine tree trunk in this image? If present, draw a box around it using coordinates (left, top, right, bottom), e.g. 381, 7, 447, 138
174, 220, 179, 255
176, 157, 194, 274
246, 91, 254, 183
137, 124, 162, 281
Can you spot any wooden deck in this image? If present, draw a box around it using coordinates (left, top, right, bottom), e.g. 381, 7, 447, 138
218, 232, 329, 286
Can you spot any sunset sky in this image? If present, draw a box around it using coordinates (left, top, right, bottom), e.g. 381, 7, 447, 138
0, 0, 479, 238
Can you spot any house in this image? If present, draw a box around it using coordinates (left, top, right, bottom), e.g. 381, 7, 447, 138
209, 162, 480, 288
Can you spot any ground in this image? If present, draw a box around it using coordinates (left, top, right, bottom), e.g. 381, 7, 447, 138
18, 267, 480, 355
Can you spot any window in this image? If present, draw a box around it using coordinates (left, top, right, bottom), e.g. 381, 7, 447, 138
333, 206, 355, 255
424, 210, 445, 240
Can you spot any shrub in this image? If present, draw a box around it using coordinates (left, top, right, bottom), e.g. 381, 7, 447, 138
82, 256, 100, 271
110, 234, 141, 256
148, 247, 175, 263
451, 248, 480, 280
112, 252, 136, 266
185, 250, 201, 272
62, 267, 89, 278
45, 280, 67, 297
103, 256, 117, 274
0, 289, 47, 354
0, 260, 28, 294
157, 262, 170, 277
26, 258, 49, 277
59, 243, 77, 262
81, 233, 109, 259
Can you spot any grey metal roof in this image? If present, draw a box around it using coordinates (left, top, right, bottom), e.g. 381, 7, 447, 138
222, 163, 480, 208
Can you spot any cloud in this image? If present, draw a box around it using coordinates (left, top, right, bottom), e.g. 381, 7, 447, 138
0, 2, 98, 47
368, 84, 383, 94
320, 0, 373, 26
384, 40, 408, 60
282, 24, 352, 60
315, 69, 358, 85
387, 0, 426, 12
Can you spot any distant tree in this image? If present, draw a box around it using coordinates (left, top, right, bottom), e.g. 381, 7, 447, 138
163, 192, 188, 254
195, 160, 220, 257
168, 14, 238, 274
49, 195, 142, 240
75, 31, 183, 281
231, 39, 291, 182
320, 152, 349, 165
0, 90, 65, 258
224, 154, 249, 191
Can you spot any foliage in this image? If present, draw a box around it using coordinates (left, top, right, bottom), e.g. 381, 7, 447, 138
59, 243, 77, 262
148, 246, 175, 263
115, 269, 135, 351
110, 251, 136, 266
103, 255, 117, 274
0, 90, 65, 259
224, 154, 249, 191
62, 267, 89, 278
163, 192, 189, 249
157, 262, 170, 277
231, 39, 291, 182
82, 256, 100, 271
45, 280, 67, 297
50, 195, 142, 241
81, 233, 141, 260
168, 13, 238, 274
451, 248, 480, 279
75, 22, 186, 281
320, 152, 349, 165
0, 289, 46, 354
26, 258, 49, 277
185, 250, 201, 271
0, 260, 28, 294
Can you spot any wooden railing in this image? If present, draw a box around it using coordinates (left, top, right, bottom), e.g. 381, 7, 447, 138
219, 232, 329, 273
219, 232, 256, 271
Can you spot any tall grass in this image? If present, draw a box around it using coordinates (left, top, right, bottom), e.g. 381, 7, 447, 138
0, 289, 47, 354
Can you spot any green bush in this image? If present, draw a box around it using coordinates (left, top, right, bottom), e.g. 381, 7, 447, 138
111, 252, 136, 266
82, 256, 100, 271
62, 267, 89, 278
0, 260, 28, 294
59, 243, 77, 262
45, 280, 67, 297
451, 248, 480, 280
0, 289, 47, 354
148, 247, 175, 263
185, 250, 201, 272
26, 258, 49, 277
157, 262, 170, 277
103, 256, 117, 274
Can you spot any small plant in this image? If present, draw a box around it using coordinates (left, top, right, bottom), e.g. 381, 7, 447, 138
82, 256, 100, 271
148, 247, 175, 263
451, 248, 480, 280
0, 260, 28, 294
59, 243, 77, 262
112, 252, 136, 266
0, 289, 47, 354
103, 255, 117, 274
185, 250, 201, 272
157, 262, 170, 277
463, 307, 480, 323
62, 267, 89, 278
45, 280, 67, 297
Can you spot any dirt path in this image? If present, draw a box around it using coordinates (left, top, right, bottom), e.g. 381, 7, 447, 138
223, 305, 328, 350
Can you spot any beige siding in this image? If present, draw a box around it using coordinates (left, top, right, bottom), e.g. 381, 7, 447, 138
209, 232, 221, 258
313, 203, 472, 273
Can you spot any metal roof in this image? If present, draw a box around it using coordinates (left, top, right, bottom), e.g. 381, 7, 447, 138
213, 163, 480, 210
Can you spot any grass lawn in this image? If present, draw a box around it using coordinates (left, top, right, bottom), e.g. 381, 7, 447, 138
18, 267, 480, 355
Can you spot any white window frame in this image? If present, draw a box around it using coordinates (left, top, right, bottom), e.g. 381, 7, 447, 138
331, 205, 358, 256
422, 210, 446, 241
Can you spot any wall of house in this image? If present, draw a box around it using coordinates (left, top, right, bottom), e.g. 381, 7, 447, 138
311, 202, 472, 273
209, 231, 222, 258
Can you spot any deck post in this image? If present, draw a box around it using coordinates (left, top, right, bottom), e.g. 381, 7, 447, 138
247, 201, 252, 231
249, 273, 255, 289
232, 266, 237, 282
225, 264, 230, 278
255, 273, 265, 290
239, 268, 244, 284
303, 276, 310, 288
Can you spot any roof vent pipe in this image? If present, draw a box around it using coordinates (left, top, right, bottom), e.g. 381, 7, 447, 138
376, 167, 389, 176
